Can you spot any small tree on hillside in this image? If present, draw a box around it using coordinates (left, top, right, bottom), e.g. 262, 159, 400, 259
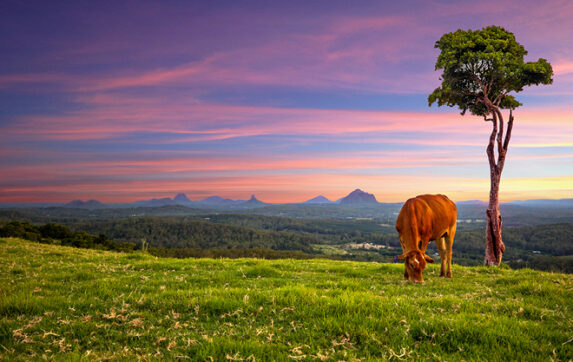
428, 26, 553, 266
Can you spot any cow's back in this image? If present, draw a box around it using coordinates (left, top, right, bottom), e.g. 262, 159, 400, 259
416, 194, 457, 238
396, 197, 433, 248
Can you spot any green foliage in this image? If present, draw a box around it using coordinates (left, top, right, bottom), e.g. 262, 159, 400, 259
0, 221, 42, 242
1, 239, 571, 360
38, 223, 73, 240
428, 25, 553, 116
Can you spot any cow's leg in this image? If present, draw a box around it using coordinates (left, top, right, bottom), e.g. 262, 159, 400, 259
404, 267, 409, 280
435, 237, 447, 277
420, 238, 430, 255
420, 238, 434, 263
444, 225, 456, 278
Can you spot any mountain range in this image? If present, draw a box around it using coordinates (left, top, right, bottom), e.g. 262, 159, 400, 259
59, 189, 381, 209
3, 190, 572, 211
64, 193, 266, 209
304, 195, 333, 204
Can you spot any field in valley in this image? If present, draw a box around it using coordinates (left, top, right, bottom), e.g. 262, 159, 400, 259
1, 238, 572, 360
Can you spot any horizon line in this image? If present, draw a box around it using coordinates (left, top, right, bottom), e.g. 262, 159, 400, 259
1, 194, 571, 205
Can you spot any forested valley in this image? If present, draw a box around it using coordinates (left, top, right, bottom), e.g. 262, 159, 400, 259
1, 208, 571, 272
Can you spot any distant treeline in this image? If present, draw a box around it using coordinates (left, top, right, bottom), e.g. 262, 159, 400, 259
0, 221, 319, 260
0, 221, 138, 252
197, 214, 397, 243
72, 217, 317, 253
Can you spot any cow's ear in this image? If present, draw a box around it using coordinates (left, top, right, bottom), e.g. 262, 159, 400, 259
424, 254, 434, 263
397, 254, 406, 260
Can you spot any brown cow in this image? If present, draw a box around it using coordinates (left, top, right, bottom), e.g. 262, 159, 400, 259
396, 194, 457, 282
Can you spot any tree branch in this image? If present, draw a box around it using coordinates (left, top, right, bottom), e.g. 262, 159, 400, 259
503, 109, 514, 151
471, 73, 488, 95
496, 109, 514, 174
493, 91, 506, 107
486, 111, 498, 174
495, 108, 504, 160
493, 79, 513, 106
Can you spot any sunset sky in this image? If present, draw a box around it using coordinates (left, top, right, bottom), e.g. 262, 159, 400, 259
1, 0, 572, 203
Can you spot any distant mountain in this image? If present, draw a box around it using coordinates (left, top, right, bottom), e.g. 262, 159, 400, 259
173, 193, 193, 205
242, 194, 265, 207
304, 195, 333, 204
132, 197, 176, 207
133, 193, 193, 207
339, 189, 378, 205
146, 198, 175, 207
64, 199, 107, 209
457, 200, 488, 206
0, 202, 64, 209
191, 194, 265, 208
196, 195, 237, 206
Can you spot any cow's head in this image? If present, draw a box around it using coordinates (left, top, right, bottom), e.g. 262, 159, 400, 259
398, 250, 434, 283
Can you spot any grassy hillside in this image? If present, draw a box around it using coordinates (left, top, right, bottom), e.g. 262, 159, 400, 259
1, 238, 572, 360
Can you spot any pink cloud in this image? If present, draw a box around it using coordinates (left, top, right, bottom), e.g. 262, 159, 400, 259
3, 99, 572, 155
553, 61, 573, 76
82, 56, 219, 91
1, 101, 479, 139
3, 143, 571, 202
1, 151, 484, 180
0, 73, 68, 89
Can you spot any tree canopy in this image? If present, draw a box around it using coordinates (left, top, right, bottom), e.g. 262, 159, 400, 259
428, 26, 553, 116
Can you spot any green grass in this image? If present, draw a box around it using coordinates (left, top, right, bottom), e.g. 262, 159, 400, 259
1, 238, 572, 361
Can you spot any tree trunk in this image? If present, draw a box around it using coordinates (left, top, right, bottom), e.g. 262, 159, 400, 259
483, 109, 511, 266
484, 172, 505, 265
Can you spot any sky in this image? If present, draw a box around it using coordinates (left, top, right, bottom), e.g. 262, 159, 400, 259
1, 0, 572, 204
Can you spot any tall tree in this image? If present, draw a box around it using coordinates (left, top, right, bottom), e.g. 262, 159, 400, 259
428, 26, 553, 265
